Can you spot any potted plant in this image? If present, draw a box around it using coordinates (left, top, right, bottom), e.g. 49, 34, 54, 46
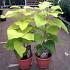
3, 6, 34, 70
3, 1, 68, 69
33, 1, 69, 68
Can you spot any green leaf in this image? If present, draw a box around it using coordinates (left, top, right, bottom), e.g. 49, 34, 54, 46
39, 1, 51, 10
5, 10, 19, 18
34, 14, 47, 27
14, 41, 26, 58
47, 34, 58, 42
15, 21, 29, 31
36, 44, 43, 56
56, 19, 69, 33
10, 6, 21, 9
7, 27, 24, 40
7, 24, 33, 40
44, 40, 55, 53
51, 5, 62, 11
8, 24, 19, 30
22, 9, 35, 16
47, 18, 69, 33
49, 11, 63, 17
22, 33, 34, 40
6, 40, 14, 50
0, 15, 6, 19
34, 33, 43, 44
22, 25, 33, 34
46, 18, 61, 28
47, 26, 59, 35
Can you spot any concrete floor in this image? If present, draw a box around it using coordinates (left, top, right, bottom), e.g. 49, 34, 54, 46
0, 17, 70, 70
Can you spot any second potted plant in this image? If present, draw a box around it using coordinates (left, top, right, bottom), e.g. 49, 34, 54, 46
33, 1, 69, 68
4, 6, 34, 69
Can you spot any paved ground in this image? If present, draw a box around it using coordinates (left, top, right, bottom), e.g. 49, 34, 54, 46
0, 15, 70, 70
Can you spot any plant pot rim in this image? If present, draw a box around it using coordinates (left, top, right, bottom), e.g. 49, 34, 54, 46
35, 53, 52, 60
19, 56, 32, 61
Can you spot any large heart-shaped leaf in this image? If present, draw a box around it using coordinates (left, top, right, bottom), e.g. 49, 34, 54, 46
34, 14, 47, 27
47, 26, 59, 35
46, 18, 61, 28
47, 18, 68, 33
34, 33, 43, 44
44, 40, 55, 53
7, 28, 24, 40
14, 41, 26, 58
46, 34, 58, 42
56, 18, 69, 33
6, 40, 14, 50
15, 21, 29, 31
22, 33, 34, 40
7, 24, 33, 40
5, 10, 19, 18
36, 44, 43, 56
22, 26, 33, 34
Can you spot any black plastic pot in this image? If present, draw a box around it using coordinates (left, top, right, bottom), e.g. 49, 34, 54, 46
0, 10, 3, 15
0, 10, 6, 22
0, 18, 6, 22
